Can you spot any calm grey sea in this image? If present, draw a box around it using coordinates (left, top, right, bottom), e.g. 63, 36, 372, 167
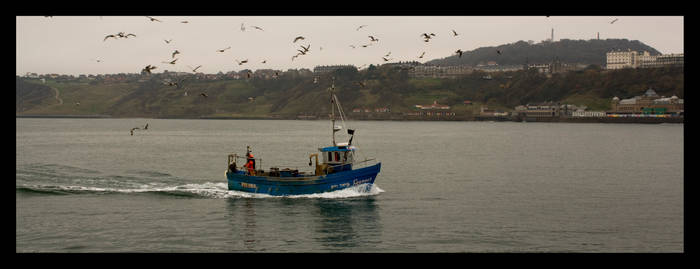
16, 118, 683, 252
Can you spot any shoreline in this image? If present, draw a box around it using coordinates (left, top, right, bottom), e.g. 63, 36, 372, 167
16, 114, 684, 123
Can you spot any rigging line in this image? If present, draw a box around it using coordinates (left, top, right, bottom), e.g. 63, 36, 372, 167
332, 93, 363, 162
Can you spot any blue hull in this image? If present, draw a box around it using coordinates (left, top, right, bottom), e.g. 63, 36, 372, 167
227, 163, 381, 196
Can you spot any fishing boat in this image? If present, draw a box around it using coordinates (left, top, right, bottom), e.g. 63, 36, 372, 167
225, 82, 381, 196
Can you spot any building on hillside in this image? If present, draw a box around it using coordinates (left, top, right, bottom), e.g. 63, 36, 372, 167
525, 59, 585, 75
313, 65, 358, 73
610, 88, 683, 115
513, 102, 561, 118
571, 110, 606, 117
480, 105, 508, 117
412, 100, 454, 116
606, 50, 684, 70
639, 53, 684, 68
415, 100, 450, 110
408, 65, 473, 78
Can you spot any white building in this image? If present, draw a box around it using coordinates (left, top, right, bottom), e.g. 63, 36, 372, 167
606, 50, 640, 69
606, 50, 684, 70
571, 111, 606, 117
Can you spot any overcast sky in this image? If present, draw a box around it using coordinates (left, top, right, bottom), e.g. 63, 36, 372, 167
16, 16, 683, 76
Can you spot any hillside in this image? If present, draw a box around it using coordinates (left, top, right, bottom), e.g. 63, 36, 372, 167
16, 65, 683, 119
426, 39, 661, 67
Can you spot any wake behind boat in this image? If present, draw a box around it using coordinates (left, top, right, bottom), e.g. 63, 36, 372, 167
225, 81, 381, 196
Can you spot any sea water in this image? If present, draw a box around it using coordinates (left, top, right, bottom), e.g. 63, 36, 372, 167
16, 118, 684, 252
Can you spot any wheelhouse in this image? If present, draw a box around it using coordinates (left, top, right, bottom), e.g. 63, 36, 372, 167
319, 143, 355, 173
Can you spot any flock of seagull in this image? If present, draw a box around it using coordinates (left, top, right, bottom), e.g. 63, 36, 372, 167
93, 16, 621, 135
99, 16, 490, 85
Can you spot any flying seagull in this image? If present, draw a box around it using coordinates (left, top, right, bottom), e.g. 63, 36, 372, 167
188, 65, 202, 72
217, 46, 231, 53
455, 49, 464, 58
293, 36, 305, 43
146, 16, 162, 22
251, 25, 264, 31
240, 23, 245, 31
162, 58, 178, 65
235, 59, 248, 65
368, 36, 379, 42
356, 25, 368, 31
180, 21, 189, 24
142, 65, 157, 74
200, 93, 208, 98
164, 39, 172, 44
130, 127, 139, 136
418, 51, 426, 58
497, 50, 502, 55
452, 30, 458, 36
382, 57, 391, 62
143, 123, 149, 130
248, 97, 255, 103
261, 60, 267, 64
610, 18, 619, 24
300, 44, 310, 53
124, 33, 136, 38
172, 50, 180, 58
421, 33, 436, 42
384, 51, 391, 57
104, 34, 117, 41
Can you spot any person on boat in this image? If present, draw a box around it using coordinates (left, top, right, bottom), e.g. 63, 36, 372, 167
229, 162, 237, 173
246, 152, 256, 169
245, 159, 255, 175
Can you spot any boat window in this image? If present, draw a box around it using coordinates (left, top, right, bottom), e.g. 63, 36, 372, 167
334, 152, 340, 162
328, 152, 332, 162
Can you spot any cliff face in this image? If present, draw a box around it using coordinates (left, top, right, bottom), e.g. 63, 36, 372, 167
426, 39, 662, 67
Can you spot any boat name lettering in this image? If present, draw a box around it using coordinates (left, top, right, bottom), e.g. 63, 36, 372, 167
353, 178, 372, 185
241, 182, 257, 189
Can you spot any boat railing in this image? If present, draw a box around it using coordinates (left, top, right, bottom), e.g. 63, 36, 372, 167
229, 153, 377, 176
350, 158, 377, 168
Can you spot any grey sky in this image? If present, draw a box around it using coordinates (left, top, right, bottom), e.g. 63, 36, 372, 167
16, 16, 683, 76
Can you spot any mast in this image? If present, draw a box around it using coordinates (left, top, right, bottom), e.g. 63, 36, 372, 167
330, 80, 337, 146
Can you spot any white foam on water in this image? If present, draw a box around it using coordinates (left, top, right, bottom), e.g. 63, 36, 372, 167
222, 183, 385, 199
21, 182, 384, 199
